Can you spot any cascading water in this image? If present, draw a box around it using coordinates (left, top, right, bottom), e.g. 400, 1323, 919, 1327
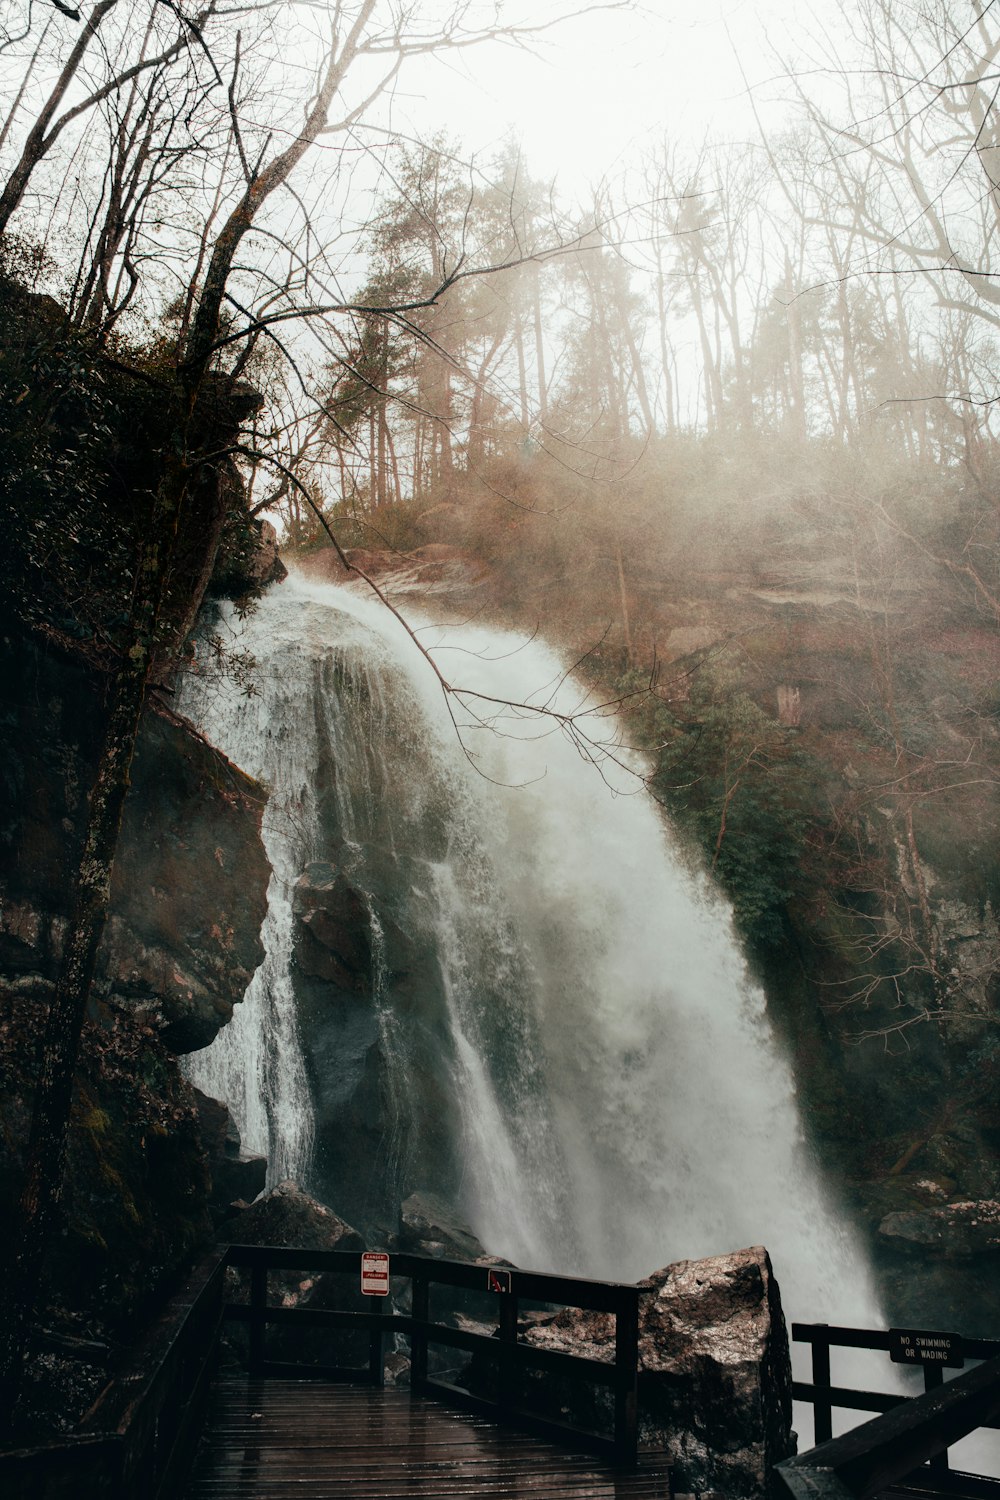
180, 570, 881, 1327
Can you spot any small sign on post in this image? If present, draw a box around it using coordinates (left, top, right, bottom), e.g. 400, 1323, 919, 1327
888, 1328, 964, 1368
361, 1250, 389, 1297
487, 1268, 511, 1294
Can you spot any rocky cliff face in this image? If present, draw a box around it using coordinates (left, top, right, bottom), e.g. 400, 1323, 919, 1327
0, 630, 269, 1051
0, 625, 272, 1418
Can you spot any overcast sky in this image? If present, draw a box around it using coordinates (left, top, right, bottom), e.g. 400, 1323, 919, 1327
386, 0, 805, 197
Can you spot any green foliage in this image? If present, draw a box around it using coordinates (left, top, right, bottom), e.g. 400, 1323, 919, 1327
623, 654, 818, 948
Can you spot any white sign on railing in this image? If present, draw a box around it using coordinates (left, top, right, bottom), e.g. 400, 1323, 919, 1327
361, 1250, 389, 1296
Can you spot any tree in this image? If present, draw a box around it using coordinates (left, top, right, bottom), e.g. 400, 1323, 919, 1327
780, 0, 1000, 434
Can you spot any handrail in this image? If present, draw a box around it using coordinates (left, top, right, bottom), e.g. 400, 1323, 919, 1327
0, 1247, 226, 1500
223, 1243, 641, 1466
775, 1353, 1000, 1500
0, 1240, 644, 1494
791, 1322, 1000, 1451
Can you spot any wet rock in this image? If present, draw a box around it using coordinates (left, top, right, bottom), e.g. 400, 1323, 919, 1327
191, 1088, 266, 1223
223, 1178, 365, 1252
103, 703, 269, 1051
398, 1191, 489, 1262
293, 861, 373, 992
878, 1200, 1000, 1258
383, 1350, 412, 1387
222, 1181, 368, 1369
519, 1246, 794, 1499
0, 630, 270, 1054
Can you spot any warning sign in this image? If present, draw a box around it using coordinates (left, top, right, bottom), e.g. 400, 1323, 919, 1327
487, 1268, 512, 1294
888, 1328, 964, 1368
361, 1250, 389, 1296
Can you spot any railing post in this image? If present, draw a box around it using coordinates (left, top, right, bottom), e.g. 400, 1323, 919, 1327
923, 1365, 949, 1475
614, 1285, 639, 1468
411, 1269, 429, 1394
498, 1291, 518, 1413
369, 1293, 385, 1387
249, 1261, 267, 1377
811, 1325, 833, 1445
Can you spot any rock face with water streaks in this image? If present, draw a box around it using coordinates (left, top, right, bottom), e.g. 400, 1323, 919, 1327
520, 1245, 794, 1499
293, 861, 374, 992
0, 632, 269, 1053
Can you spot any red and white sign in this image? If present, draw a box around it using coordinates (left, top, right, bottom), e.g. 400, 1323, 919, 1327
361, 1250, 389, 1296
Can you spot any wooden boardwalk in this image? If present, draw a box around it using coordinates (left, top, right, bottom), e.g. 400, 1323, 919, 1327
185, 1378, 673, 1499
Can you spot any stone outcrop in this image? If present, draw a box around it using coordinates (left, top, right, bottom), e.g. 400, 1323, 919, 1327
293, 862, 373, 992
397, 1190, 490, 1262
518, 1246, 794, 1499
874, 1198, 1000, 1331
0, 630, 269, 1052
879, 1199, 1000, 1257
295, 543, 489, 607
222, 1181, 368, 1367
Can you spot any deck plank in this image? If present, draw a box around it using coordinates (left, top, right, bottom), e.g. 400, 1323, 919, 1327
186, 1379, 672, 1499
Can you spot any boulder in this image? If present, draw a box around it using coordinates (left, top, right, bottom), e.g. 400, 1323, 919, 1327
247, 519, 288, 588
519, 1246, 794, 1499
221, 1181, 369, 1370
223, 1178, 364, 1252
636, 1247, 795, 1496
398, 1190, 489, 1262
878, 1200, 1000, 1258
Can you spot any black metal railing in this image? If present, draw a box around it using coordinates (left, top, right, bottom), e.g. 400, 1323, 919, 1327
223, 1243, 641, 1466
777, 1322, 1000, 1500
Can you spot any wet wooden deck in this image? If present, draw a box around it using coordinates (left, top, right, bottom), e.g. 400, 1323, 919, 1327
186, 1378, 673, 1499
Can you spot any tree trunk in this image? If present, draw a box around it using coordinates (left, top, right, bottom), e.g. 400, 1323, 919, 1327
0, 0, 120, 234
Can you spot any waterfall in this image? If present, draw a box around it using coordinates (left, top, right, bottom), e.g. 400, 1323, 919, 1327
180, 571, 880, 1326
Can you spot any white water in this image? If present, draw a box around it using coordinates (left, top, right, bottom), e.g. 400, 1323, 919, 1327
181, 573, 882, 1328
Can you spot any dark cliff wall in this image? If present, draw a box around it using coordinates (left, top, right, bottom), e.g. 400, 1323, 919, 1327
0, 626, 271, 1419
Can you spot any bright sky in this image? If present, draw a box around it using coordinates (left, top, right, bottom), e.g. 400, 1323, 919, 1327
389, 1, 804, 198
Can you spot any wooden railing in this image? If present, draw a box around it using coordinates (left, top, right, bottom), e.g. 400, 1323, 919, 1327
791, 1323, 1000, 1448
776, 1322, 1000, 1500
776, 1353, 1000, 1500
223, 1243, 641, 1467
0, 1249, 226, 1500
